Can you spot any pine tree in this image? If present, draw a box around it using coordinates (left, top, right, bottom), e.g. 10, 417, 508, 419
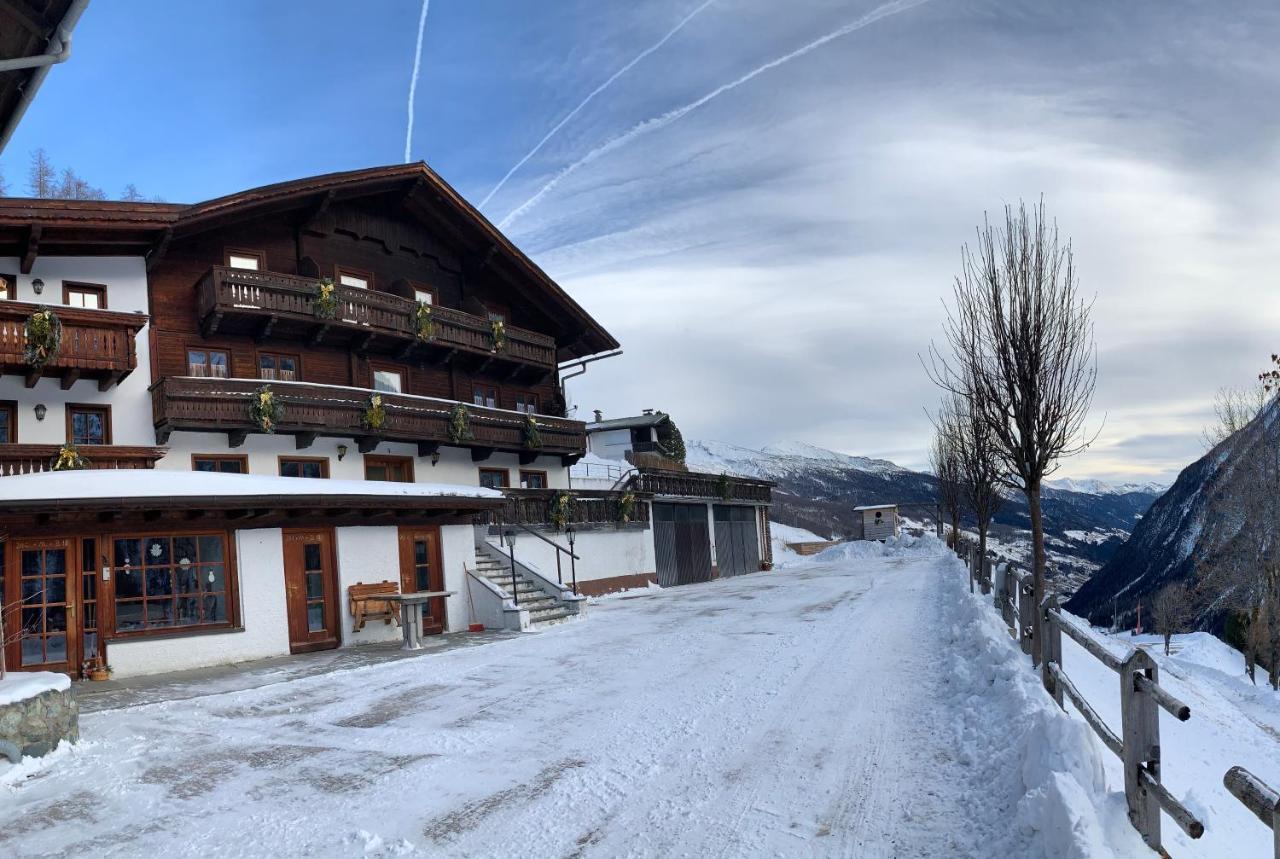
657, 413, 686, 464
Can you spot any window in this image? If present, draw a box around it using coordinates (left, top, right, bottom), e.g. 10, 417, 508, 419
514, 393, 539, 415
67, 404, 110, 445
112, 533, 232, 633
259, 352, 299, 382
519, 470, 547, 489
0, 272, 13, 300
188, 349, 229, 378
365, 455, 413, 483
336, 266, 371, 290
473, 385, 498, 409
0, 400, 15, 443
413, 288, 434, 305
479, 468, 510, 489
226, 249, 264, 270
192, 454, 247, 474
279, 457, 329, 479
63, 282, 107, 309
372, 366, 404, 394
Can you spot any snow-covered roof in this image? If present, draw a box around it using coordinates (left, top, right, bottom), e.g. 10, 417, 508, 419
0, 469, 502, 505
586, 413, 669, 432
853, 504, 897, 512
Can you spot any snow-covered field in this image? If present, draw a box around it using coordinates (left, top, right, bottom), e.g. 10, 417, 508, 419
4, 538, 1260, 858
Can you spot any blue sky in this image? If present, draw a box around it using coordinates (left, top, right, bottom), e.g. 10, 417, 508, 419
3, 0, 1279, 482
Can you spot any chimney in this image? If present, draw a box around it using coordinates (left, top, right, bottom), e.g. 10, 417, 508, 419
593, 409, 603, 422
642, 408, 654, 415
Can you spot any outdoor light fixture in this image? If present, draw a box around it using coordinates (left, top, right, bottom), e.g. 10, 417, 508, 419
565, 524, 576, 549
336, 444, 348, 461
430, 450, 441, 467
565, 525, 579, 596
504, 527, 520, 606
31, 278, 43, 295
34, 403, 46, 421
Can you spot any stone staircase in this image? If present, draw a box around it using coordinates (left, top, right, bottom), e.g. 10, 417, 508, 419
472, 554, 578, 628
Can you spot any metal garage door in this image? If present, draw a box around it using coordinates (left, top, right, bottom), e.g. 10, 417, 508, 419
713, 504, 760, 578
653, 503, 713, 587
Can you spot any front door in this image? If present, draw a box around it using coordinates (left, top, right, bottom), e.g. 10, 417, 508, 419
282, 528, 340, 653
398, 526, 445, 634
8, 539, 78, 675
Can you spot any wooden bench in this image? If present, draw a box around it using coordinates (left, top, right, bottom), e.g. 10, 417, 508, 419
348, 581, 401, 632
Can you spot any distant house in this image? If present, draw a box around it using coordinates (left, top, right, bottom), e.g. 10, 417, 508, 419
574, 411, 774, 591
853, 504, 898, 542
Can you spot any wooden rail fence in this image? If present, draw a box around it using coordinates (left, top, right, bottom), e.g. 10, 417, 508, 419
956, 540, 1205, 852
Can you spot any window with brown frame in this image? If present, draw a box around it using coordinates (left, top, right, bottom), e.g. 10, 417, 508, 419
365, 455, 414, 483
519, 470, 548, 489
514, 392, 539, 415
473, 385, 498, 409
479, 468, 510, 489
259, 352, 299, 382
226, 248, 265, 271
0, 400, 15, 443
111, 532, 234, 634
336, 266, 372, 290
370, 363, 405, 394
63, 282, 107, 309
188, 348, 230, 378
192, 454, 248, 474
0, 272, 14, 300
67, 404, 110, 445
412, 285, 435, 305
279, 457, 329, 479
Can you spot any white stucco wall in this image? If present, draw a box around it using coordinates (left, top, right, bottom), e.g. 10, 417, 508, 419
439, 524, 478, 632
496, 526, 655, 586
0, 256, 153, 446
334, 526, 402, 647
107, 528, 291, 678
586, 427, 633, 461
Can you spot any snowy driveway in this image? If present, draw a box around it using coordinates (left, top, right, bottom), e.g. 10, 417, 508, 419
3, 547, 1030, 858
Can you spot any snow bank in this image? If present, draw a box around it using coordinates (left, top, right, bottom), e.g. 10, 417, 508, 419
810, 530, 943, 563
769, 522, 828, 568
935, 554, 1147, 858
0, 672, 69, 707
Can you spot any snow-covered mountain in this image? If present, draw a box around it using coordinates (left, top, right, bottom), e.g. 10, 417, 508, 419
690, 439, 1164, 591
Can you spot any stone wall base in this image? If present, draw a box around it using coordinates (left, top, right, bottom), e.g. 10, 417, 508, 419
0, 686, 79, 761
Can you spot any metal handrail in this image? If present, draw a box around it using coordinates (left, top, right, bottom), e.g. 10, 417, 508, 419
496, 516, 582, 596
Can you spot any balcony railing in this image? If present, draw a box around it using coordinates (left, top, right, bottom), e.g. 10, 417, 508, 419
633, 468, 773, 504
151, 376, 586, 460
0, 444, 168, 476
0, 301, 145, 389
485, 489, 651, 529
195, 266, 558, 372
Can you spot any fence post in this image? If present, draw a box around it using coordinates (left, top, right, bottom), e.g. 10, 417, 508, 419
980, 557, 992, 596
1040, 595, 1063, 707
1121, 648, 1162, 851
1019, 578, 1035, 657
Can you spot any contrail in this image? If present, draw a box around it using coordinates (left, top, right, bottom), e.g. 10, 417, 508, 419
404, 0, 431, 163
498, 0, 931, 230
478, 0, 717, 209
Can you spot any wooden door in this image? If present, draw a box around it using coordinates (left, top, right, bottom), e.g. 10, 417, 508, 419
7, 539, 79, 675
398, 526, 446, 634
653, 504, 713, 587
282, 529, 340, 653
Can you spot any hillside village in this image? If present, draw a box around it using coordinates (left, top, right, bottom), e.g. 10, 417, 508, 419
2, 3, 1280, 859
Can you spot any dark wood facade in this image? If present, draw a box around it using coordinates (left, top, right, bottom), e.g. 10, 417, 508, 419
0, 300, 145, 390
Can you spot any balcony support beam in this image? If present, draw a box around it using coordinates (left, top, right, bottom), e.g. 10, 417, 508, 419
201, 311, 223, 338
357, 435, 379, 454
24, 366, 42, 389
97, 370, 122, 392
227, 429, 249, 448
60, 368, 80, 391
310, 322, 330, 346
295, 431, 318, 450
417, 441, 440, 458
21, 225, 41, 274
561, 453, 583, 468
253, 314, 279, 344
519, 451, 538, 466
471, 446, 494, 463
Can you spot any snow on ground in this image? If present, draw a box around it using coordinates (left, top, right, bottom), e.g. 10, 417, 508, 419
769, 521, 829, 568
1, 540, 1150, 858
0, 671, 69, 707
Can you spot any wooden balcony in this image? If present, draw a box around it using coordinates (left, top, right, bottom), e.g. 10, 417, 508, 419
195, 266, 558, 374
633, 468, 774, 504
0, 444, 168, 476
0, 301, 146, 390
151, 376, 586, 462
487, 489, 652, 529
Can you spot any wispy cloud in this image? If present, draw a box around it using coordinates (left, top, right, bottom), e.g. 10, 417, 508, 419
404, 0, 431, 163
498, 0, 933, 229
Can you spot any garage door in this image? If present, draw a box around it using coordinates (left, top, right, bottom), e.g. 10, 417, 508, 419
713, 505, 760, 578
653, 503, 712, 587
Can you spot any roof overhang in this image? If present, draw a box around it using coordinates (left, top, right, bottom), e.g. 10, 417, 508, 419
0, 0, 88, 154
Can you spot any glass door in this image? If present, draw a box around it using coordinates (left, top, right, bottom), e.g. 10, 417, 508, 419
13, 539, 78, 674
398, 527, 445, 635
282, 529, 339, 653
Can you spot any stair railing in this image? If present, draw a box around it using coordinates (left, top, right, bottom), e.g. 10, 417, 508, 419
495, 515, 582, 594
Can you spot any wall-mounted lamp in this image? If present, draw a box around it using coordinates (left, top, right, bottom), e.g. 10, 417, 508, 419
430, 450, 441, 467
33, 403, 46, 421
31, 278, 44, 296
336, 444, 348, 461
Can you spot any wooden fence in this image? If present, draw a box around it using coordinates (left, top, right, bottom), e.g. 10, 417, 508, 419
955, 540, 1205, 852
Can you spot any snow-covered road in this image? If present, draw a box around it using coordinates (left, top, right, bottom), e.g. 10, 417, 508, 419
0, 541, 1132, 858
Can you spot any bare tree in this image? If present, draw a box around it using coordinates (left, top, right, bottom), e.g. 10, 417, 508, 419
1151, 582, 1192, 656
930, 200, 1097, 664
0, 164, 8, 196
930, 398, 965, 556
1203, 382, 1270, 449
28, 148, 56, 198
953, 386, 1004, 592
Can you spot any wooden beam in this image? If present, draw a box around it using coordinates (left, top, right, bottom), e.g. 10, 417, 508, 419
155, 427, 172, 445
417, 441, 440, 458
21, 225, 41, 274
97, 511, 117, 524
97, 370, 122, 392
227, 429, 249, 448
184, 510, 205, 521
253, 314, 278, 343
357, 435, 379, 454
519, 451, 538, 466
143, 509, 163, 522
59, 368, 80, 391
471, 446, 494, 463
397, 340, 417, 360
295, 431, 318, 450
310, 322, 330, 346
561, 453, 583, 467
352, 331, 375, 356
145, 227, 174, 272
201, 311, 224, 338
24, 366, 42, 388
299, 189, 336, 231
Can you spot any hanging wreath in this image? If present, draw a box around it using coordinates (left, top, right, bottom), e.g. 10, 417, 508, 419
448, 403, 473, 444
362, 393, 387, 431
522, 413, 542, 450
24, 307, 62, 369
490, 318, 508, 352
249, 385, 284, 433
550, 491, 575, 531
415, 301, 435, 341
313, 278, 338, 320
51, 443, 89, 471
617, 491, 636, 524
715, 472, 732, 502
